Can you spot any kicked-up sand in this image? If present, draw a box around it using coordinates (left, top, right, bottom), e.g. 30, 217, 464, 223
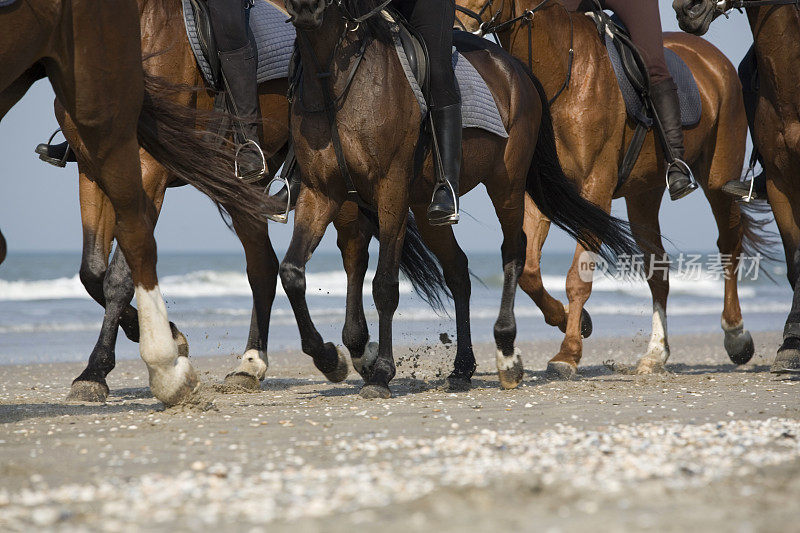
1, 330, 799, 531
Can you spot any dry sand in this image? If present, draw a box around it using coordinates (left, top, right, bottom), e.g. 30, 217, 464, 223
1, 329, 799, 531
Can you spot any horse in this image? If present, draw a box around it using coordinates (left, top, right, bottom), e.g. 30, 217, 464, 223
51, 0, 448, 402
0, 229, 6, 266
456, 0, 766, 378
0, 0, 285, 406
673, 0, 800, 372
279, 0, 640, 398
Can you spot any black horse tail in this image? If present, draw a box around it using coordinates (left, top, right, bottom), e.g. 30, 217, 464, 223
739, 200, 781, 280
0, 228, 6, 266
136, 73, 284, 229
359, 208, 451, 313
522, 64, 641, 264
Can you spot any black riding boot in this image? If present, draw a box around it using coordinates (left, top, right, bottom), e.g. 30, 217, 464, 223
35, 140, 76, 167
651, 79, 697, 201
427, 103, 462, 225
219, 42, 265, 181
267, 142, 302, 223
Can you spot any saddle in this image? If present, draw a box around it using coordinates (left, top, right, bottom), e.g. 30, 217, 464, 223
585, 10, 701, 190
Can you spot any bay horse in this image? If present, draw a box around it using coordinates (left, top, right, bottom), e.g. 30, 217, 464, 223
280, 0, 640, 398
0, 0, 284, 405
52, 0, 448, 402
673, 0, 800, 372
457, 0, 764, 378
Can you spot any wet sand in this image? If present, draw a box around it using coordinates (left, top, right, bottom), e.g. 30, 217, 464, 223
1, 329, 799, 531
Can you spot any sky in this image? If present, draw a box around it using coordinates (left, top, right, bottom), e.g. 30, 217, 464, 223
0, 1, 756, 256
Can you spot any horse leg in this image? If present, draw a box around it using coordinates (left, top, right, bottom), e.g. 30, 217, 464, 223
360, 191, 409, 399
486, 179, 527, 389
704, 183, 754, 365
519, 195, 593, 337
409, 206, 475, 391
333, 203, 373, 379
280, 188, 349, 383
624, 188, 671, 374
223, 217, 278, 390
768, 184, 800, 372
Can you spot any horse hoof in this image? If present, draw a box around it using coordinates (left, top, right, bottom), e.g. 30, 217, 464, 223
546, 361, 577, 381
444, 374, 471, 392
634, 358, 668, 375
66, 380, 109, 403
352, 342, 379, 380
771, 340, 800, 373
359, 384, 392, 399
580, 308, 593, 338
320, 344, 349, 383
148, 357, 199, 407
497, 348, 524, 389
223, 372, 261, 390
724, 327, 754, 365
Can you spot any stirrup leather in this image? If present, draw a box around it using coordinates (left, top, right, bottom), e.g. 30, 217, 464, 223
234, 139, 267, 182
265, 175, 291, 224
37, 129, 72, 168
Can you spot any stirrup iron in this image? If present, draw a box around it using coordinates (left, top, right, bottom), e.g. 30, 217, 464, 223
665, 158, 698, 199
429, 179, 460, 226
234, 140, 267, 183
265, 175, 291, 224
37, 129, 72, 168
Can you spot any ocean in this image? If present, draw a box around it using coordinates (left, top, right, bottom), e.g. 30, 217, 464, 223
0, 250, 792, 365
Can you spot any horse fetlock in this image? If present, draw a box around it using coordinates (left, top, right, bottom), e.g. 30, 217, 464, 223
231, 349, 268, 381
352, 341, 379, 380
315, 344, 349, 383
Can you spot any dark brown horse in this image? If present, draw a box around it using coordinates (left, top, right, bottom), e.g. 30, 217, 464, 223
53, 0, 448, 402
674, 0, 800, 372
0, 229, 6, 266
457, 0, 762, 378
0, 0, 282, 405
280, 0, 639, 398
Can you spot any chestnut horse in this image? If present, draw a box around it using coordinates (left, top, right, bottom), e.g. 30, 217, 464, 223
280, 0, 639, 398
54, 0, 447, 402
0, 0, 282, 405
457, 0, 763, 378
673, 0, 800, 372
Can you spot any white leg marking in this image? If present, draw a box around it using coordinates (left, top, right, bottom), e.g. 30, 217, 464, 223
721, 317, 744, 333
496, 347, 522, 371
235, 349, 268, 380
135, 285, 197, 405
644, 303, 670, 363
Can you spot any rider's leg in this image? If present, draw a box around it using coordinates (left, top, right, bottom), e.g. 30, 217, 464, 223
208, 0, 265, 180
603, 0, 697, 201
396, 0, 462, 225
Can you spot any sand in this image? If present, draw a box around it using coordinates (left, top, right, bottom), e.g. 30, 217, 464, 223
1, 329, 799, 531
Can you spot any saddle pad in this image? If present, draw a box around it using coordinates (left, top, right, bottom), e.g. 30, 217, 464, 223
182, 0, 295, 86
604, 33, 701, 128
392, 26, 508, 138
0, 0, 18, 6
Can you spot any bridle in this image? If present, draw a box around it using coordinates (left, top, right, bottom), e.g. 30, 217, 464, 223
712, 0, 799, 17
456, 0, 574, 105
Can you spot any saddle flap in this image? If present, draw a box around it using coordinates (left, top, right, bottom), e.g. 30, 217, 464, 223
383, 9, 428, 92
186, 0, 221, 87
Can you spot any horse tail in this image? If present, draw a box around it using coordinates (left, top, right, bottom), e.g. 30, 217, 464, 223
522, 65, 641, 263
0, 229, 6, 266
136, 73, 284, 229
359, 208, 451, 313
740, 201, 781, 270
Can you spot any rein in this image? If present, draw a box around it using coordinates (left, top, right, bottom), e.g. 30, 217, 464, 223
459, 0, 574, 105
716, 0, 799, 16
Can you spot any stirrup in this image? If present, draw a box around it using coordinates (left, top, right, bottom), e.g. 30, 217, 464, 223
665, 158, 698, 201
234, 140, 267, 183
37, 129, 72, 168
265, 175, 291, 224
428, 180, 460, 226
738, 158, 759, 203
